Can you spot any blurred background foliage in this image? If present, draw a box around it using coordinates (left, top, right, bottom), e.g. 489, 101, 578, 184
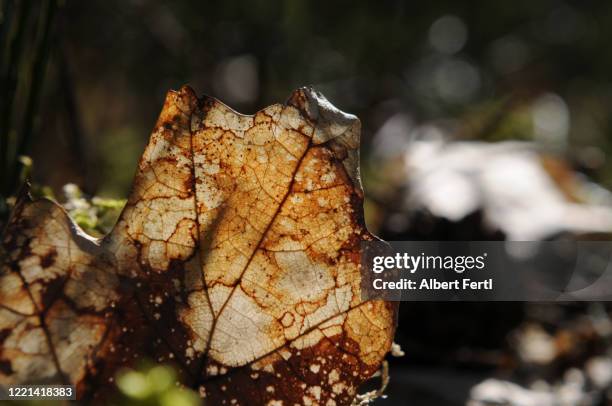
2, 0, 612, 205
114, 364, 201, 406
5, 0, 612, 405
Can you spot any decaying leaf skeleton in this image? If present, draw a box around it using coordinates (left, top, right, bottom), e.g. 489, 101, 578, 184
0, 86, 398, 405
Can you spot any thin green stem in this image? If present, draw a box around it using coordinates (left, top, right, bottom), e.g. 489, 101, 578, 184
0, 0, 16, 68
11, 0, 57, 194
0, 0, 31, 196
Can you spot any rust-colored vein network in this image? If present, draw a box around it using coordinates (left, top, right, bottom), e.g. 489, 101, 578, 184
0, 86, 397, 405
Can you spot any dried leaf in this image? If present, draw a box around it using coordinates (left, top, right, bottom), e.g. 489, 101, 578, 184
0, 86, 397, 405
